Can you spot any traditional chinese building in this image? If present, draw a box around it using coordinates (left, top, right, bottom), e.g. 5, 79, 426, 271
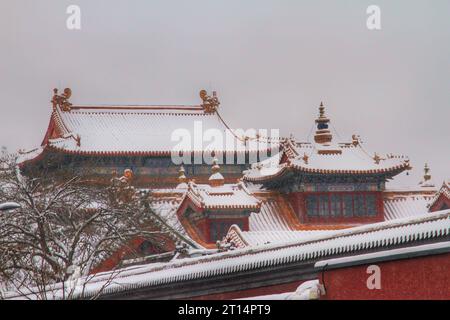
244, 103, 411, 225
19, 88, 278, 186
10, 91, 449, 300
6, 209, 448, 300
429, 181, 450, 212
88, 102, 447, 264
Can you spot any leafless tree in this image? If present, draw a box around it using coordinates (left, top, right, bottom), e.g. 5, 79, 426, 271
0, 152, 181, 299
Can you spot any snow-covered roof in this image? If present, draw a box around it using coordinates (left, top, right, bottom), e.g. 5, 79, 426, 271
6, 209, 448, 300
183, 181, 261, 210
226, 228, 336, 247
315, 241, 450, 269
429, 181, 450, 210
248, 196, 296, 231
20, 96, 279, 164
383, 193, 434, 220
50, 105, 269, 154
149, 196, 187, 236
245, 138, 410, 182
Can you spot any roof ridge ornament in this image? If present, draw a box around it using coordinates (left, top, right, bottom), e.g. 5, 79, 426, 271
209, 158, 225, 187
419, 163, 435, 187
302, 153, 309, 164
200, 89, 220, 113
177, 166, 188, 189
178, 165, 187, 183
373, 152, 382, 164
352, 134, 361, 146
52, 88, 72, 112
314, 101, 333, 145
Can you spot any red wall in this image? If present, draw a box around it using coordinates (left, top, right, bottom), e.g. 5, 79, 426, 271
430, 195, 450, 212
320, 253, 450, 300
191, 279, 308, 300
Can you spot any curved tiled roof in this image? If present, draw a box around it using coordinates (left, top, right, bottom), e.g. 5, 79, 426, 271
383, 194, 434, 220
7, 209, 448, 299
249, 197, 296, 231
244, 139, 410, 182
182, 181, 261, 210
226, 228, 336, 247
20, 103, 279, 164
429, 182, 450, 210
51, 105, 263, 154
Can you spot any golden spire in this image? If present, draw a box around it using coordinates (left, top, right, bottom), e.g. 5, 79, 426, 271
319, 101, 325, 117
423, 163, 431, 181
314, 101, 332, 145
420, 163, 434, 187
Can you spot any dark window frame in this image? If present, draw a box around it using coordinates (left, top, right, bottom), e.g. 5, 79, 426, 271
304, 192, 379, 218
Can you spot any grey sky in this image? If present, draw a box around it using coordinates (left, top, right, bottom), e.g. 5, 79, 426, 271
0, 0, 449, 186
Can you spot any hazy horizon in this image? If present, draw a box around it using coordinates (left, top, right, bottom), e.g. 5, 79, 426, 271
1, 0, 449, 186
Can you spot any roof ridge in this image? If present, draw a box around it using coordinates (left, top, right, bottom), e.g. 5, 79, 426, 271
70, 105, 204, 111
6, 209, 449, 300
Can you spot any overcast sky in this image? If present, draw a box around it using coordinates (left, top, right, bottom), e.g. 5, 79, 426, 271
0, 0, 449, 186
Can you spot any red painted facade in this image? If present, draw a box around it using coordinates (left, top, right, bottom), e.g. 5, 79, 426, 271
320, 253, 450, 300
430, 194, 450, 212
183, 252, 450, 300
177, 197, 251, 244
191, 279, 307, 300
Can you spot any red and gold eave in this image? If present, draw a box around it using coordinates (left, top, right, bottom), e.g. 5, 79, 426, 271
245, 140, 412, 185
429, 182, 450, 212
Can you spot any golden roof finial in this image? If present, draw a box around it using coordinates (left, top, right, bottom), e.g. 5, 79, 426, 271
209, 158, 224, 187
419, 163, 435, 187
51, 87, 72, 112
373, 153, 381, 164
200, 89, 220, 113
352, 134, 360, 146
302, 153, 309, 164
176, 165, 188, 189
178, 166, 187, 184
423, 163, 431, 182
314, 101, 332, 145
319, 101, 325, 117
211, 158, 220, 173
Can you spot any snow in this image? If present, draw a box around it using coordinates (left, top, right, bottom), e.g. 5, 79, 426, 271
186, 182, 261, 209
429, 181, 450, 209
208, 172, 224, 181
290, 141, 407, 172
149, 197, 188, 237
235, 230, 337, 246
383, 193, 434, 220
5, 209, 448, 300
315, 241, 450, 268
0, 202, 21, 211
245, 138, 409, 181
16, 147, 45, 164
248, 197, 295, 231
43, 105, 277, 154
239, 280, 324, 300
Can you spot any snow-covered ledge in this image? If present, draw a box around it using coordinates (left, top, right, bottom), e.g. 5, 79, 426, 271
315, 241, 450, 269
238, 280, 325, 300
